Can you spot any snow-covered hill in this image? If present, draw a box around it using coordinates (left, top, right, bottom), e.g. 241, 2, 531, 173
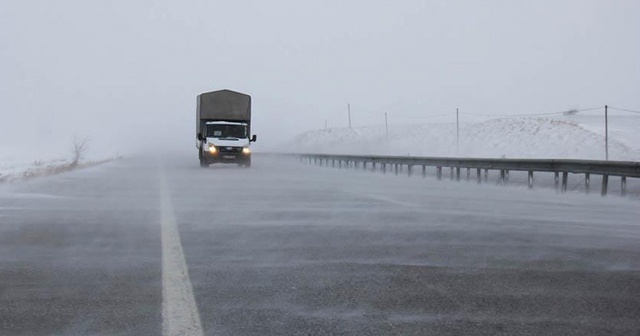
288, 114, 640, 161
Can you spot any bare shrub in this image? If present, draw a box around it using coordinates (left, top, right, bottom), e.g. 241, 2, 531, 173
71, 135, 90, 167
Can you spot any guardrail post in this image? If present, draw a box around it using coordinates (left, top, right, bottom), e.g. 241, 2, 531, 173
499, 169, 505, 185
372, 162, 376, 171
394, 164, 399, 175
382, 163, 386, 174
527, 171, 534, 189
601, 175, 608, 196
477, 168, 482, 184
437, 167, 442, 180
621, 176, 627, 196
408, 165, 412, 177
466, 168, 470, 181
585, 173, 590, 193
422, 165, 426, 178
554, 172, 559, 189
505, 170, 510, 184
450, 167, 454, 180
338, 160, 342, 169
456, 167, 461, 181
561, 172, 568, 193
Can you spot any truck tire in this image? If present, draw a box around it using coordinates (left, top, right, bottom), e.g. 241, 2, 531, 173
199, 150, 210, 167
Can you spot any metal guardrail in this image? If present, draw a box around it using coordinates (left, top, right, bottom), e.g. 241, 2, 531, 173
297, 153, 640, 196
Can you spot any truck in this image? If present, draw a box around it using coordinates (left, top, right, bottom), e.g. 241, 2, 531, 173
196, 89, 257, 167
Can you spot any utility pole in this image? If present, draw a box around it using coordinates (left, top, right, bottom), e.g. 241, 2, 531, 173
605, 105, 609, 161
348, 103, 352, 128
456, 108, 460, 155
385, 112, 389, 139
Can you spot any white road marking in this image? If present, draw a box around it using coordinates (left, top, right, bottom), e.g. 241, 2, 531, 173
159, 169, 204, 336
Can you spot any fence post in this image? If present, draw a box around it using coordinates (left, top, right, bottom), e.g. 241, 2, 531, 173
601, 175, 608, 196
585, 173, 590, 193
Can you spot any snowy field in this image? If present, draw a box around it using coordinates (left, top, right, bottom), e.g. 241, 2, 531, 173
289, 111, 640, 161
0, 143, 118, 183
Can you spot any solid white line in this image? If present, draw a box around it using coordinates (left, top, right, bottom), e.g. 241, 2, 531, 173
159, 168, 204, 336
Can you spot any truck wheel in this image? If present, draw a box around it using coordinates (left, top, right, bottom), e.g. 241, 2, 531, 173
199, 150, 210, 167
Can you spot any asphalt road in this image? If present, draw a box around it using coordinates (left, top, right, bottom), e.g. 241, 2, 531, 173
1, 154, 639, 336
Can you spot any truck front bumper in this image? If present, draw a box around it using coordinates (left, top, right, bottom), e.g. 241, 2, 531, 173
203, 150, 251, 164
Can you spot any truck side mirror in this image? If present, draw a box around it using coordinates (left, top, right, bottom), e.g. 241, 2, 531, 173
251, 135, 257, 142
197, 133, 203, 141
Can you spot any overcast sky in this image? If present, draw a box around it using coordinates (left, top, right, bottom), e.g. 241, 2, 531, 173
1, 0, 638, 154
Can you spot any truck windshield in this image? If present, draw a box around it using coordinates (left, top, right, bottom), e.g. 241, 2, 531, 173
206, 124, 247, 139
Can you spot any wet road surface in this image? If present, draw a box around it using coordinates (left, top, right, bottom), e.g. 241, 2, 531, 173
1, 154, 639, 335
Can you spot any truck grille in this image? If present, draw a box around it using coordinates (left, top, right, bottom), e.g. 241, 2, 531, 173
218, 146, 242, 153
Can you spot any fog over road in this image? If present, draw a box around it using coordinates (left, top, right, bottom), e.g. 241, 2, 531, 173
1, 154, 639, 336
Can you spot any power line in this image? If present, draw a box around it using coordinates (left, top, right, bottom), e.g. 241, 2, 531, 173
609, 106, 640, 114
393, 114, 449, 119
459, 106, 603, 117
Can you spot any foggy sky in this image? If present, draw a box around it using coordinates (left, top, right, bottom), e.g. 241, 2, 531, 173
1, 0, 639, 155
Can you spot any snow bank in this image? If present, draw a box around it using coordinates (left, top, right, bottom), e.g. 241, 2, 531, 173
0, 145, 117, 183
288, 116, 640, 161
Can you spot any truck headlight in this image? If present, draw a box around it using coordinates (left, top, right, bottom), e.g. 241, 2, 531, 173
242, 147, 251, 154
208, 145, 218, 153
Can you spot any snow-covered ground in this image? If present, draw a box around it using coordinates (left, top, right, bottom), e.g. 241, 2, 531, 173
0, 143, 117, 183
288, 112, 640, 161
